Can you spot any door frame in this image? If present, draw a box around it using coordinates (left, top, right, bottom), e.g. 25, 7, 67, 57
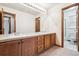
61, 3, 79, 51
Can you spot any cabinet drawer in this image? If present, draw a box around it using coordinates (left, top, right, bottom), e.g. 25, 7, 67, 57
37, 36, 44, 45
45, 44, 50, 49
37, 41, 44, 45
37, 45, 44, 54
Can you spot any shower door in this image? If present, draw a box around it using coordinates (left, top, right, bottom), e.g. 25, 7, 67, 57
63, 6, 78, 51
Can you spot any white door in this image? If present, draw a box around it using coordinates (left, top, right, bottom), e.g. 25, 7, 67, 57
4, 17, 10, 34
64, 6, 78, 51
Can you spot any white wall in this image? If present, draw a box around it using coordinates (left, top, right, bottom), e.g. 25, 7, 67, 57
0, 5, 35, 33
39, 3, 72, 46
47, 3, 72, 46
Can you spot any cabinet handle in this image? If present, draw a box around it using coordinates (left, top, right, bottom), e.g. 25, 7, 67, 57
18, 42, 20, 44
22, 41, 24, 44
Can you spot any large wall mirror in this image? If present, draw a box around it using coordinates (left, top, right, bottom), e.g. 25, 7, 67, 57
3, 11, 16, 34
0, 9, 16, 34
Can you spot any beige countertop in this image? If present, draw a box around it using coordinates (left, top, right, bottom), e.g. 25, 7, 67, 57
0, 32, 55, 42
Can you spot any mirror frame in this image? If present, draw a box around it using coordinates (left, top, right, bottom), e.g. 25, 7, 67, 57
3, 11, 16, 34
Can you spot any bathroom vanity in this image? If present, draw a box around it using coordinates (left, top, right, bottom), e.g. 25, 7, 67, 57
0, 32, 56, 56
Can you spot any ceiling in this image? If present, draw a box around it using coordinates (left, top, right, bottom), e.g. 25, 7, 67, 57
35, 3, 58, 10
0, 3, 59, 15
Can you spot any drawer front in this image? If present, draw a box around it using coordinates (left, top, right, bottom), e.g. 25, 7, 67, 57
38, 40, 44, 45
38, 36, 44, 45
37, 45, 44, 54
45, 43, 50, 49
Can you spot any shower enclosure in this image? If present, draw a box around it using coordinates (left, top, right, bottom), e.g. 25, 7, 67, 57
62, 4, 79, 51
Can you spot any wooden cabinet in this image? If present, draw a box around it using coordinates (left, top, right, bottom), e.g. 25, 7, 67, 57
21, 37, 37, 56
45, 34, 51, 50
37, 35, 44, 54
0, 33, 56, 56
50, 33, 56, 46
0, 40, 21, 56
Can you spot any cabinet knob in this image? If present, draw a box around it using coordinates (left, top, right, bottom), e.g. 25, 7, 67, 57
18, 42, 20, 44
22, 41, 24, 44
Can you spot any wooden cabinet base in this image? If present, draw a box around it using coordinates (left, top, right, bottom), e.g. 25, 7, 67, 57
0, 33, 56, 56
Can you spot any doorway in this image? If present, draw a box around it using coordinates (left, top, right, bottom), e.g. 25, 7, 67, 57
4, 16, 11, 34
35, 17, 40, 32
62, 3, 79, 51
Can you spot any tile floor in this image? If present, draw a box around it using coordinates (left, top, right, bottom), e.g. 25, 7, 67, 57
39, 46, 79, 56
64, 40, 77, 51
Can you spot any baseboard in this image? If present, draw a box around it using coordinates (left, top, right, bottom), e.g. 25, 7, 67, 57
55, 44, 62, 47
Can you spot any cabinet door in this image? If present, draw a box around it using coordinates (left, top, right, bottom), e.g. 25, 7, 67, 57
37, 35, 44, 54
50, 33, 56, 46
0, 40, 21, 56
22, 37, 37, 56
45, 34, 51, 50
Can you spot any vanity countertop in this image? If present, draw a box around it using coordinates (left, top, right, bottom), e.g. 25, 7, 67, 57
0, 32, 55, 42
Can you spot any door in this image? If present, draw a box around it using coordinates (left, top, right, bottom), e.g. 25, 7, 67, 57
62, 4, 79, 51
77, 5, 79, 51
45, 34, 51, 50
0, 40, 21, 56
35, 17, 40, 32
4, 16, 11, 34
50, 33, 56, 46
22, 37, 37, 56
